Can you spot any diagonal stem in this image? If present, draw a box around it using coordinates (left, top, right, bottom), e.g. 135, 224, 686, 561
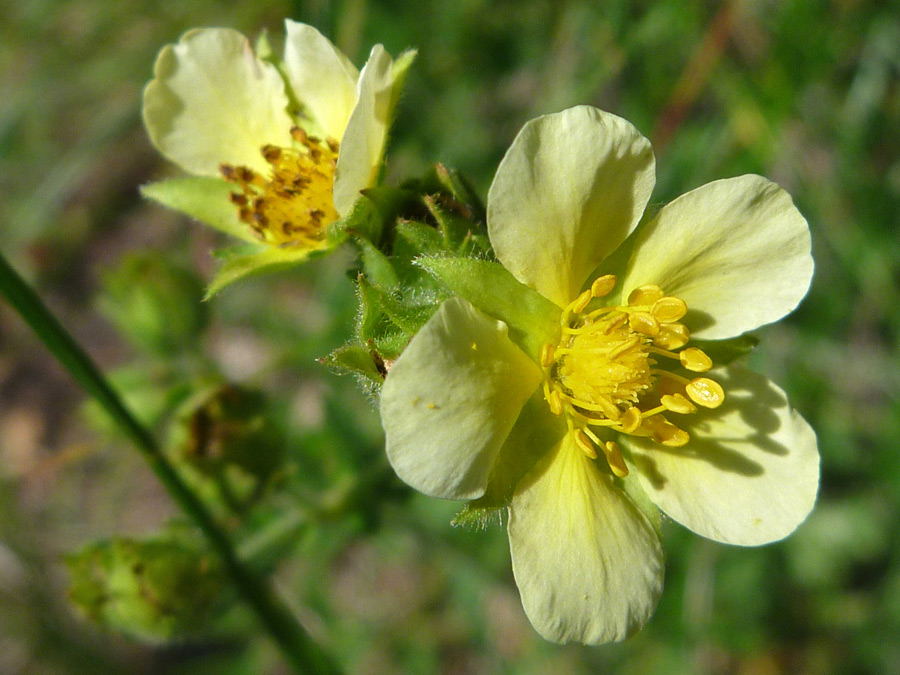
0, 250, 341, 675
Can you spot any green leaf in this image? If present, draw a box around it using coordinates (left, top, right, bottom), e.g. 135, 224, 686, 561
141, 177, 259, 244
418, 256, 560, 360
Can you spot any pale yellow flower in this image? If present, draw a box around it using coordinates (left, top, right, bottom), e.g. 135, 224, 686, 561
380, 106, 819, 644
142, 22, 414, 293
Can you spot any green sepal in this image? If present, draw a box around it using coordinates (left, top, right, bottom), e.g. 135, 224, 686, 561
320, 343, 385, 385
421, 194, 491, 257
364, 277, 438, 334
357, 237, 400, 290
335, 185, 414, 247
141, 177, 259, 244
254, 29, 274, 61
433, 163, 487, 224
395, 220, 446, 257
204, 243, 324, 299
418, 256, 560, 360
372, 330, 415, 361
389, 49, 417, 111
692, 334, 759, 365
65, 529, 230, 643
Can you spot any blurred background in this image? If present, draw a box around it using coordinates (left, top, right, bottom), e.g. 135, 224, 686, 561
1, 0, 899, 672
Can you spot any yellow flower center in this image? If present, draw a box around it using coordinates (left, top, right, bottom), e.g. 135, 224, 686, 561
541, 274, 725, 477
220, 127, 339, 247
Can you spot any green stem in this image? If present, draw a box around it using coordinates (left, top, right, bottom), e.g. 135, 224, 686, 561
0, 251, 341, 675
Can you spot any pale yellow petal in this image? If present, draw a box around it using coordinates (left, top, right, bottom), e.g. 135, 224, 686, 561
143, 28, 293, 176
487, 106, 655, 307
509, 435, 664, 644
282, 21, 359, 141
381, 297, 542, 500
622, 175, 813, 339
625, 366, 819, 546
332, 45, 395, 216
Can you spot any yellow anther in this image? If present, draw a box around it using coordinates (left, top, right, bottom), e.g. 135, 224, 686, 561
572, 289, 593, 314
592, 396, 622, 421
679, 347, 713, 372
221, 129, 339, 246
543, 274, 724, 452
627, 284, 665, 307
540, 343, 556, 368
603, 441, 630, 477
654, 322, 690, 350
661, 393, 696, 415
574, 430, 598, 459
548, 389, 563, 415
619, 406, 642, 433
652, 296, 688, 323
628, 312, 660, 337
685, 377, 725, 408
643, 415, 690, 447
591, 274, 617, 298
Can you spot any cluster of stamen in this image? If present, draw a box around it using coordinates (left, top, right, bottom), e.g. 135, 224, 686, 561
220, 127, 339, 247
541, 275, 724, 477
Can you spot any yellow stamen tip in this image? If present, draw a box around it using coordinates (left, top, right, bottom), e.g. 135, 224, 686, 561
619, 406, 642, 433
685, 377, 725, 408
628, 312, 660, 337
603, 441, 629, 477
540, 343, 556, 368
644, 415, 691, 446
679, 347, 713, 372
654, 323, 690, 350
572, 289, 593, 314
661, 393, 696, 415
652, 296, 688, 323
548, 389, 563, 416
574, 430, 598, 459
591, 274, 617, 298
627, 284, 665, 307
